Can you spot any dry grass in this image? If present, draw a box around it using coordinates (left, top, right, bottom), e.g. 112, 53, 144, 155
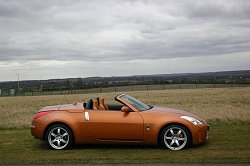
0, 87, 250, 128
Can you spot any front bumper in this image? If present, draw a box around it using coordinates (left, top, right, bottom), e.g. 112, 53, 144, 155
192, 124, 209, 145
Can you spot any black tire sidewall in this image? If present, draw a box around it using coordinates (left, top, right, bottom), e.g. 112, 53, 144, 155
160, 124, 191, 150
45, 124, 74, 150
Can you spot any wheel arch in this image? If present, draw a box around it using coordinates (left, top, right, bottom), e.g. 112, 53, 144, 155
157, 122, 193, 146
43, 122, 75, 143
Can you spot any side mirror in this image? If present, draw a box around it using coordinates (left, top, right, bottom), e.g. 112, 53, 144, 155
121, 106, 130, 113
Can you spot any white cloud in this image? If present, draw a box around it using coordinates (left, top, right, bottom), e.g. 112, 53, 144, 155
0, 0, 250, 81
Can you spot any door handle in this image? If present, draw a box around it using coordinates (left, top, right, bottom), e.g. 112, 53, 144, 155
85, 112, 90, 121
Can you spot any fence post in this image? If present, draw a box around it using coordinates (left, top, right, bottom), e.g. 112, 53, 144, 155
100, 83, 102, 93
162, 78, 165, 90
179, 78, 181, 89
50, 85, 52, 95
85, 83, 88, 94
40, 85, 43, 95
213, 75, 216, 88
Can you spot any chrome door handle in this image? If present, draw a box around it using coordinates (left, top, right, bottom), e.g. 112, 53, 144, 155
85, 112, 89, 121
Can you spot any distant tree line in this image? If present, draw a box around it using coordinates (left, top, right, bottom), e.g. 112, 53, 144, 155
0, 70, 250, 96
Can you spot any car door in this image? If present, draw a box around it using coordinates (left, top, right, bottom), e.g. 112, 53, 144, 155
85, 109, 144, 142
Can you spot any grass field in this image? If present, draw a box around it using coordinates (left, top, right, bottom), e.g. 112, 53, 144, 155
0, 87, 250, 129
0, 87, 250, 164
0, 123, 249, 164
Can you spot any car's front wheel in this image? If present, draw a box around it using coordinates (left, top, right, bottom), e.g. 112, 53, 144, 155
160, 124, 191, 150
45, 124, 74, 150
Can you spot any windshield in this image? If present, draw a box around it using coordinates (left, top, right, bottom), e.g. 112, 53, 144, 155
120, 95, 151, 111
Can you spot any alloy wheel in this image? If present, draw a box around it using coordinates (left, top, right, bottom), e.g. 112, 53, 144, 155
48, 127, 69, 150
163, 126, 188, 150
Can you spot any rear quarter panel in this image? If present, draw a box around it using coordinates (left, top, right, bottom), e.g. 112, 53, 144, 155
41, 110, 91, 144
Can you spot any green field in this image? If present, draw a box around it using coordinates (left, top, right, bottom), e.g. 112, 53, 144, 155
0, 87, 250, 164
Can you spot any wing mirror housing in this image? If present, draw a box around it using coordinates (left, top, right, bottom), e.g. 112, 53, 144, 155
121, 106, 130, 113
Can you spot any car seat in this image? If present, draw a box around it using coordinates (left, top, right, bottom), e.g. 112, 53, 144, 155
93, 100, 99, 110
99, 98, 109, 110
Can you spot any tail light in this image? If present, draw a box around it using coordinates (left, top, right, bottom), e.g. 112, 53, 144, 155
34, 111, 51, 119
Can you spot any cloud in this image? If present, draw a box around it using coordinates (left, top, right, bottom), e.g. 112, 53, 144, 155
0, 0, 250, 81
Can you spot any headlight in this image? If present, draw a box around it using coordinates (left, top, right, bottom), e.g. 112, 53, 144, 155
180, 116, 202, 125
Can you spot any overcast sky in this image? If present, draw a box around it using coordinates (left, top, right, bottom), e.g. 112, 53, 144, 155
0, 0, 250, 81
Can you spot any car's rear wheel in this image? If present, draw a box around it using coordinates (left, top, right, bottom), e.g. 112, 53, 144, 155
160, 124, 191, 150
45, 124, 74, 150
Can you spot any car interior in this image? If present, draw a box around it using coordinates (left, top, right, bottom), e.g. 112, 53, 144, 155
84, 97, 124, 111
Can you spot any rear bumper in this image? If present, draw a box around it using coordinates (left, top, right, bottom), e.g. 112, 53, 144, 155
31, 120, 45, 140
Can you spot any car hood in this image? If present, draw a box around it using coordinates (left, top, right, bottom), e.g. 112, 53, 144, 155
39, 103, 83, 112
148, 106, 205, 122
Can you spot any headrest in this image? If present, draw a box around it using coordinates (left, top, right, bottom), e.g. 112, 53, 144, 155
86, 99, 93, 109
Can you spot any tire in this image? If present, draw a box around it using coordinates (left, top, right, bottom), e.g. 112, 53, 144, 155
160, 124, 191, 150
45, 124, 74, 150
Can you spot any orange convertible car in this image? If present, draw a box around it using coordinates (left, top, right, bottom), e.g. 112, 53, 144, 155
31, 94, 209, 150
